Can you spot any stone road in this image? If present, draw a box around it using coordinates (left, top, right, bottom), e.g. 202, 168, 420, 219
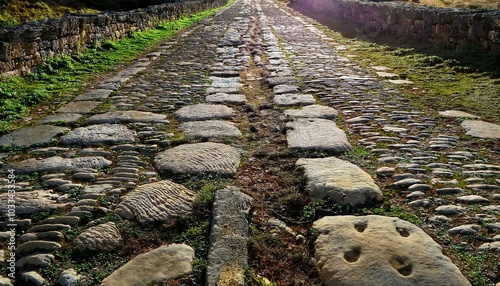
1, 0, 499, 285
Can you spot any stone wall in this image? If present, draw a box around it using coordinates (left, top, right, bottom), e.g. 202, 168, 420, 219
290, 0, 500, 54
0, 0, 227, 76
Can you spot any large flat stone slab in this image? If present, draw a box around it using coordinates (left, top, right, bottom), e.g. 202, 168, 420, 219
115, 180, 195, 223
36, 113, 83, 125
461, 120, 500, 139
73, 89, 113, 101
1, 156, 112, 174
297, 157, 382, 206
60, 124, 136, 146
439, 110, 480, 119
84, 111, 168, 125
274, 94, 316, 106
100, 244, 194, 286
210, 76, 243, 88
0, 190, 70, 215
313, 215, 471, 286
180, 121, 241, 139
285, 105, 338, 119
74, 222, 122, 252
155, 142, 240, 176
174, 104, 234, 122
0, 125, 69, 148
205, 93, 247, 105
56, 101, 100, 113
207, 187, 252, 286
286, 118, 352, 153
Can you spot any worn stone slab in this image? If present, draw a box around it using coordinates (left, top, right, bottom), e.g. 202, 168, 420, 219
205, 93, 247, 105
84, 111, 168, 125
284, 105, 338, 119
100, 244, 194, 286
273, 84, 299, 94
0, 190, 70, 215
115, 180, 195, 223
313, 215, 471, 286
155, 143, 240, 176
297, 157, 382, 206
56, 101, 100, 113
376, 72, 399, 79
1, 156, 112, 174
180, 121, 241, 139
274, 94, 316, 106
0, 125, 69, 148
206, 87, 241, 94
60, 124, 136, 145
36, 113, 83, 125
74, 89, 113, 101
174, 104, 234, 122
286, 118, 352, 153
210, 76, 243, 88
16, 253, 54, 269
461, 120, 500, 139
439, 110, 480, 119
207, 187, 252, 286
16, 241, 61, 257
388, 79, 414, 85
267, 76, 297, 87
74, 222, 122, 252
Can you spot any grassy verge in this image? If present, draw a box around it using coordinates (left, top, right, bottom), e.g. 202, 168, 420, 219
0, 0, 232, 135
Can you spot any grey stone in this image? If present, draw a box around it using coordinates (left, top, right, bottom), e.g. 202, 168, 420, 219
16, 241, 61, 257
284, 105, 338, 119
36, 113, 83, 125
60, 124, 136, 146
274, 94, 315, 106
439, 110, 480, 119
406, 191, 425, 199
115, 180, 195, 223
447, 224, 481, 235
56, 101, 100, 113
313, 215, 470, 286
286, 118, 352, 153
436, 188, 463, 195
180, 121, 241, 139
457, 195, 489, 204
388, 79, 414, 85
0, 190, 69, 215
393, 178, 422, 188
296, 157, 382, 206
20, 271, 46, 286
435, 205, 465, 216
479, 241, 500, 253
461, 120, 500, 139
376, 71, 399, 78
207, 187, 252, 286
74, 222, 122, 252
19, 231, 64, 243
0, 125, 69, 148
376, 167, 395, 177
74, 89, 113, 101
205, 93, 247, 105
101, 244, 194, 286
174, 104, 234, 122
16, 253, 54, 268
2, 156, 112, 174
155, 142, 240, 176
210, 76, 243, 88
273, 84, 298, 94
407, 184, 432, 193
84, 111, 167, 125
408, 199, 432, 208
57, 268, 81, 286
28, 224, 70, 233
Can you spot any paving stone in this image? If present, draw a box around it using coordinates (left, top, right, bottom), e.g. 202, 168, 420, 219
74, 89, 113, 101
273, 84, 298, 94
57, 268, 81, 286
2, 156, 111, 174
16, 253, 54, 269
84, 111, 168, 125
60, 124, 136, 146
439, 110, 480, 119
0, 190, 69, 215
388, 79, 414, 85
205, 93, 247, 105
457, 195, 490, 204
56, 101, 100, 113
180, 121, 241, 139
19, 231, 64, 243
435, 205, 465, 216
393, 178, 422, 188
16, 241, 61, 257
376, 167, 395, 177
41, 216, 80, 226
407, 184, 432, 193
36, 113, 83, 125
297, 157, 382, 206
376, 71, 399, 78
115, 180, 196, 223
28, 224, 70, 233
174, 104, 234, 121
207, 187, 252, 286
101, 244, 194, 286
479, 241, 500, 253
447, 224, 481, 235
274, 94, 316, 106
436, 188, 464, 195
284, 105, 338, 119
20, 271, 46, 286
74, 222, 122, 252
313, 215, 470, 286
461, 120, 500, 139
0, 125, 69, 148
286, 118, 352, 153
155, 142, 240, 176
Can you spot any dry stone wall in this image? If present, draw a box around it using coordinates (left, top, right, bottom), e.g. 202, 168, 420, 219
290, 0, 500, 54
0, 0, 226, 76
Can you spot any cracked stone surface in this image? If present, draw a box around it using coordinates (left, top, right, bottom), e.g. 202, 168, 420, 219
287, 118, 352, 153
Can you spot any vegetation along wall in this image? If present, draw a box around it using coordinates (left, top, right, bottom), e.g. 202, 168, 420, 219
0, 0, 227, 77
290, 0, 500, 54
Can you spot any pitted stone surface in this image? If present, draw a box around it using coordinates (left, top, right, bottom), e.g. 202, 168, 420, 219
287, 118, 352, 153
2, 156, 112, 174
0, 125, 69, 148
205, 93, 247, 105
461, 120, 500, 139
84, 111, 168, 125
0, 190, 69, 215
313, 215, 471, 286
115, 180, 196, 223
284, 105, 338, 119
155, 142, 240, 176
100, 244, 194, 286
174, 104, 234, 122
274, 93, 316, 106
56, 101, 100, 113
180, 121, 242, 139
297, 157, 382, 206
73, 222, 123, 252
60, 124, 136, 146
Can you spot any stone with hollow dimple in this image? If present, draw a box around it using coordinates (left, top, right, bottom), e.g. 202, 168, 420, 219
180, 121, 241, 139
174, 104, 234, 122
284, 105, 338, 119
0, 125, 69, 148
461, 120, 500, 139
313, 215, 470, 286
286, 118, 352, 153
274, 94, 316, 106
60, 124, 136, 146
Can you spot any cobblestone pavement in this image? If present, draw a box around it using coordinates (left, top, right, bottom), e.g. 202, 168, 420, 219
0, 0, 499, 285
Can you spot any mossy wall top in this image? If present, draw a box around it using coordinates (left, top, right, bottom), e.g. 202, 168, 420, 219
290, 0, 500, 54
0, 0, 226, 77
